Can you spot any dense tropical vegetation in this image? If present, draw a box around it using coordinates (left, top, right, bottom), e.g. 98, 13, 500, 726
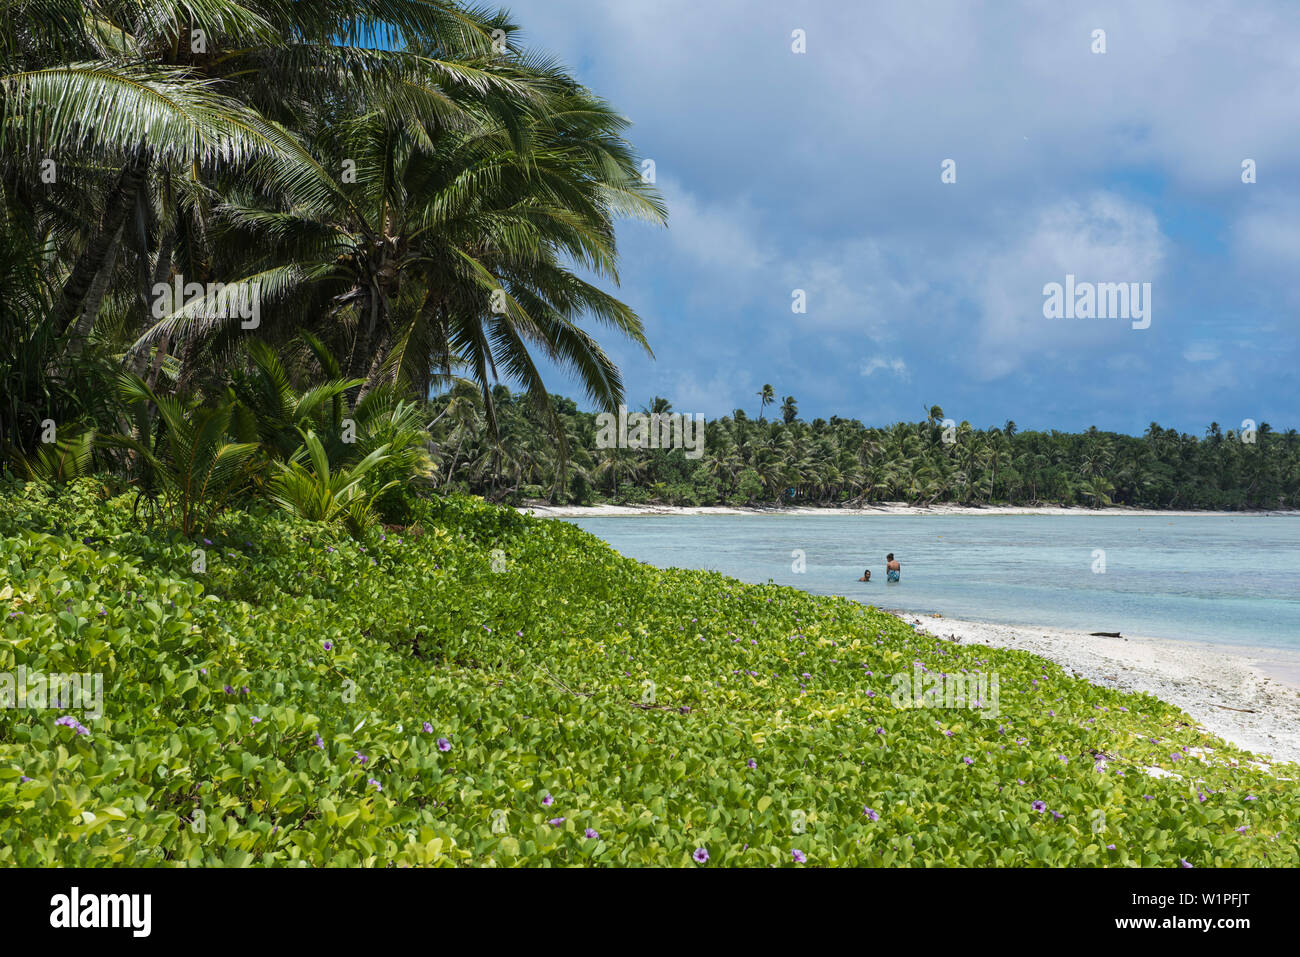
1, 0, 663, 520
426, 389, 1300, 510
3, 482, 1294, 866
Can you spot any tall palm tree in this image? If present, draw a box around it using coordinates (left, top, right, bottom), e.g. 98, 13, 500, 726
148, 54, 664, 437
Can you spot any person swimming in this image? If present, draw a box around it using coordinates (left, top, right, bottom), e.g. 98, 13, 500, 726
858, 569, 871, 582
886, 553, 901, 583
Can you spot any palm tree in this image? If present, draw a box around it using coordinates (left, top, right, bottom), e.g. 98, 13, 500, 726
1, 1, 342, 356
755, 384, 774, 420
157, 60, 665, 437
780, 395, 798, 424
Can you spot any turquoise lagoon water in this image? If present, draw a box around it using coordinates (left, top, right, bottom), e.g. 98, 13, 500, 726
567, 514, 1300, 652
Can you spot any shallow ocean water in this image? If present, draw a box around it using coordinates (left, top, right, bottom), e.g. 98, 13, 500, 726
568, 514, 1300, 651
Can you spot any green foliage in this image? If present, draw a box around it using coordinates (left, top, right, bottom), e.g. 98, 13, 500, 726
1, 1, 662, 506
229, 340, 362, 464
104, 375, 260, 535
268, 430, 394, 537
1, 485, 1295, 867
5, 426, 95, 486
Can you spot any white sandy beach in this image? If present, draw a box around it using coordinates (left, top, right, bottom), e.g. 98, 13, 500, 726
905, 615, 1300, 766
520, 502, 1300, 519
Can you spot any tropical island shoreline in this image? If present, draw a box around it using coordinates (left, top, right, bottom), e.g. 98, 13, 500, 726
899, 614, 1300, 766
522, 500, 1300, 763
520, 502, 1300, 519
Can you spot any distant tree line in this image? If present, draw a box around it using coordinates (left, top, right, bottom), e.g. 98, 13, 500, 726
427, 385, 1300, 510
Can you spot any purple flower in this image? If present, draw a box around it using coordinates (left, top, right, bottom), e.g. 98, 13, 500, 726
250, 716, 261, 724
20, 775, 32, 783
55, 715, 89, 735
962, 756, 974, 765
1032, 800, 1047, 813
692, 848, 709, 864
423, 722, 433, 734
1244, 795, 1257, 801
314, 734, 324, 748
542, 794, 553, 807
224, 685, 234, 694
323, 641, 332, 651
746, 758, 757, 769
355, 752, 368, 764
863, 807, 879, 822
1180, 859, 1193, 868
368, 778, 382, 791
437, 737, 451, 752
548, 817, 565, 827
791, 849, 806, 864
585, 828, 599, 839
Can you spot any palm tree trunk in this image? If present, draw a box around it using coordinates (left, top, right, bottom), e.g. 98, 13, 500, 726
356, 329, 392, 403
175, 330, 202, 393
146, 334, 171, 392
64, 222, 125, 357
132, 227, 176, 377
445, 436, 465, 486
346, 286, 382, 401
49, 149, 149, 340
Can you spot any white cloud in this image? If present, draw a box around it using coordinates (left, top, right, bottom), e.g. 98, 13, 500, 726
656, 177, 769, 273
966, 192, 1167, 379
860, 357, 909, 379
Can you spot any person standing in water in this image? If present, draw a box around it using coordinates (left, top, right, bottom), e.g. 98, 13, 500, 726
858, 569, 871, 582
886, 553, 901, 583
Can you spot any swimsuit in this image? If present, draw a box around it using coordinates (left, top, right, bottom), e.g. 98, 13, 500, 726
887, 569, 900, 583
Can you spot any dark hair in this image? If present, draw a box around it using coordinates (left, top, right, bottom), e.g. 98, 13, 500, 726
886, 553, 894, 561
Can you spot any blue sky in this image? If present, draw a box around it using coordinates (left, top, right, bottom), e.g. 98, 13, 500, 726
501, 0, 1299, 435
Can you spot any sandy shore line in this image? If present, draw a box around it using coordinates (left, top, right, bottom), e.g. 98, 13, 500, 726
903, 614, 1300, 765
521, 502, 1300, 519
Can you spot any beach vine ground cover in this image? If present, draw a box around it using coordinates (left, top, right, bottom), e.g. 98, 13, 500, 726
0, 481, 1295, 866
